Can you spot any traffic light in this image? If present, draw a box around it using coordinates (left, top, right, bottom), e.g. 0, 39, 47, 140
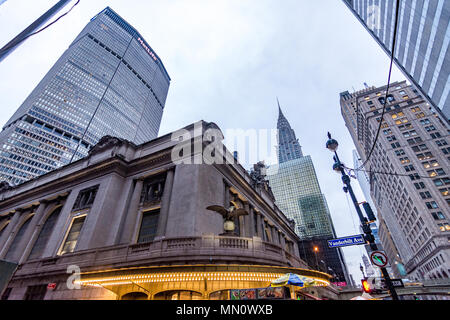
361, 279, 372, 293
362, 202, 377, 222
363, 233, 375, 243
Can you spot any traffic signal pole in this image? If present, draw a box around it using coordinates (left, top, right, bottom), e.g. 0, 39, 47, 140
326, 133, 399, 300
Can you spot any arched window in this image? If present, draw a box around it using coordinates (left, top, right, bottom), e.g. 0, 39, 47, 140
5, 216, 32, 261
28, 207, 62, 260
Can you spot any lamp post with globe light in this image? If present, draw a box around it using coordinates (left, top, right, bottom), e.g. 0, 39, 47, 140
325, 132, 399, 300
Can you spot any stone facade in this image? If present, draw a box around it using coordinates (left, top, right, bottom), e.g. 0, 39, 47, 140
0, 121, 332, 300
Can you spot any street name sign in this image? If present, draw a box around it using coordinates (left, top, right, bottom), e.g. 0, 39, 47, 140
383, 279, 404, 288
370, 277, 404, 291
327, 234, 366, 248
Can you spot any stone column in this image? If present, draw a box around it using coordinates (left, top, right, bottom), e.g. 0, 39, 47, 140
255, 212, 263, 239
18, 201, 49, 264
0, 210, 23, 258
156, 168, 175, 238
244, 204, 254, 238
270, 225, 277, 244
292, 241, 300, 258
280, 234, 286, 251
263, 219, 270, 242
224, 183, 230, 207
271, 226, 276, 244
119, 179, 144, 244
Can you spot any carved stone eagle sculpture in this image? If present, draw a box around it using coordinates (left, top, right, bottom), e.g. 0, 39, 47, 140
206, 205, 248, 235
206, 205, 248, 221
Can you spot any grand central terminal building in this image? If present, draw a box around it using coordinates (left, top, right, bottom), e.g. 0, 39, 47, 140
0, 121, 333, 300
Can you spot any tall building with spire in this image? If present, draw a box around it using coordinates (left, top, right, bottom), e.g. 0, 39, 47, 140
267, 101, 351, 285
0, 7, 170, 186
277, 99, 303, 163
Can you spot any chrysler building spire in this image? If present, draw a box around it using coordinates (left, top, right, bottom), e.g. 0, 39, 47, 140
276, 98, 303, 164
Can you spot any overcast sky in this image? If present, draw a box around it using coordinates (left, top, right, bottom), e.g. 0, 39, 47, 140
0, 0, 407, 284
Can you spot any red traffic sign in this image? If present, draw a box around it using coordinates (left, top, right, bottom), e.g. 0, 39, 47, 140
370, 251, 388, 268
47, 283, 57, 290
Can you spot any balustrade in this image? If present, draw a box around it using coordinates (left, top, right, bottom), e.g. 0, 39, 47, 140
21, 235, 302, 276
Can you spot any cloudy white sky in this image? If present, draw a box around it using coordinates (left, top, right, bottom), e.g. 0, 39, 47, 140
0, 0, 407, 283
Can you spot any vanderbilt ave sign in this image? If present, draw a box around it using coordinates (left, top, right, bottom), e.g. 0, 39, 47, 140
327, 234, 366, 248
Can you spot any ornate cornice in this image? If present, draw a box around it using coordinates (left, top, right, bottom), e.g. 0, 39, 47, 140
88, 135, 134, 156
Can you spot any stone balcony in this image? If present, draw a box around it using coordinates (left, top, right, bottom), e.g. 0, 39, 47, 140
14, 235, 307, 279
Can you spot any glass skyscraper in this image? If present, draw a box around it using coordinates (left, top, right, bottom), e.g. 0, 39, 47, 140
0, 7, 170, 186
267, 157, 334, 239
267, 104, 351, 285
342, 0, 450, 121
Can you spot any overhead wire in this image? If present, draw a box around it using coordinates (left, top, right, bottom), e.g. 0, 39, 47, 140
345, 165, 442, 180
355, 0, 401, 171
342, 0, 440, 182
0, 0, 80, 54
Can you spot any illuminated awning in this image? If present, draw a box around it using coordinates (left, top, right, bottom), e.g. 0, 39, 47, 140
74, 264, 331, 288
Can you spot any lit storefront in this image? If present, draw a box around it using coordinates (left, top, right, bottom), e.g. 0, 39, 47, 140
74, 265, 331, 300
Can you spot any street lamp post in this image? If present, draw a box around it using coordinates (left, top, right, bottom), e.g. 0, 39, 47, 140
325, 132, 399, 300
313, 246, 319, 270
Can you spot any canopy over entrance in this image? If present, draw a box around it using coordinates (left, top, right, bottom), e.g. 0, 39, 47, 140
74, 264, 331, 300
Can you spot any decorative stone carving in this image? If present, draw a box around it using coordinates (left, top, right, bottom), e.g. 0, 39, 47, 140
88, 135, 126, 156
0, 181, 12, 193
249, 161, 275, 200
206, 205, 248, 236
287, 218, 296, 231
